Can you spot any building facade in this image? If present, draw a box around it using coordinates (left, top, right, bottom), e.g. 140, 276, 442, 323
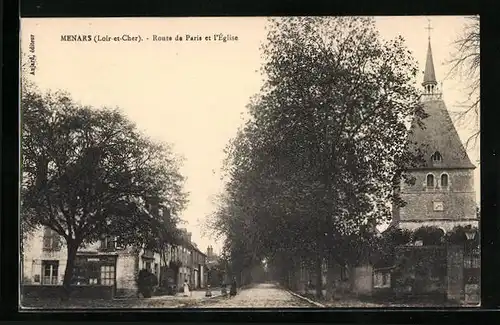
22, 225, 207, 298
392, 33, 478, 233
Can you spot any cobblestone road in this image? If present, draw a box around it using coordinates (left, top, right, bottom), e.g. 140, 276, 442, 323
22, 289, 222, 309
190, 283, 315, 308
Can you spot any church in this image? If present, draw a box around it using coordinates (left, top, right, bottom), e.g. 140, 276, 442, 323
391, 28, 479, 234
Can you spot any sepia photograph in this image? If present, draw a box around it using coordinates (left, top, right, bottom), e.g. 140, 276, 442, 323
19, 16, 480, 309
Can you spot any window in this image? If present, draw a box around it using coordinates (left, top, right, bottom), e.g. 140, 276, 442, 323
42, 261, 59, 285
426, 174, 434, 187
88, 262, 100, 285
100, 236, 116, 251
42, 227, 61, 251
145, 261, 152, 272
431, 151, 442, 163
100, 265, 115, 285
72, 262, 86, 285
154, 263, 159, 275
72, 257, 117, 286
441, 174, 449, 187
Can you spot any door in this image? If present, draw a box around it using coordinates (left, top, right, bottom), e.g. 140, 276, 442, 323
41, 260, 59, 285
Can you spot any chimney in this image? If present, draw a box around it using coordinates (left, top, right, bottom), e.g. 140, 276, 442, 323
162, 207, 170, 219
187, 232, 192, 243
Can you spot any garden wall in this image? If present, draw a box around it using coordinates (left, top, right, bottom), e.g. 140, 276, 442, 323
22, 285, 115, 300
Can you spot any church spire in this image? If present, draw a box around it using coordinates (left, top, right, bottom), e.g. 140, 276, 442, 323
422, 19, 439, 97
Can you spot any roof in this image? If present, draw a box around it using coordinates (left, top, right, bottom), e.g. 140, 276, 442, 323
422, 40, 437, 86
407, 99, 475, 170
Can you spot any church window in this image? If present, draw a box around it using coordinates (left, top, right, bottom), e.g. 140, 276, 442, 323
441, 174, 449, 187
426, 174, 434, 187
431, 151, 442, 163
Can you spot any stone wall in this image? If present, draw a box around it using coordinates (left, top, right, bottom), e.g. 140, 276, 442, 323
399, 219, 479, 233
115, 253, 138, 297
399, 169, 476, 223
351, 265, 373, 296
446, 245, 464, 302
22, 284, 115, 300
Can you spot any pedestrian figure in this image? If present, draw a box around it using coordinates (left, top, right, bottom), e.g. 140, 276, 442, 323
183, 279, 191, 297
229, 277, 237, 297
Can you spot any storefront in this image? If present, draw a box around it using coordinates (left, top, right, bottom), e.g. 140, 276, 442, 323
72, 254, 118, 288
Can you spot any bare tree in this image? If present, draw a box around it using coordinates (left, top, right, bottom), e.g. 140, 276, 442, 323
446, 16, 480, 150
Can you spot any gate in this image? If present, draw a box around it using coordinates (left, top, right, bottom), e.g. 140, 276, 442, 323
392, 245, 447, 298
463, 246, 480, 304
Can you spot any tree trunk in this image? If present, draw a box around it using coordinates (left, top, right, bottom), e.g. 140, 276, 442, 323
61, 241, 78, 300
315, 256, 323, 299
325, 254, 336, 301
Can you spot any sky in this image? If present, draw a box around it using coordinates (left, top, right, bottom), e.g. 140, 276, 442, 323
21, 16, 480, 254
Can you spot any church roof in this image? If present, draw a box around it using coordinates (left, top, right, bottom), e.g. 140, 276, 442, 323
407, 99, 475, 170
422, 40, 437, 86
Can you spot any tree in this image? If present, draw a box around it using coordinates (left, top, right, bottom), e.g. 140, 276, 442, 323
412, 226, 445, 245
21, 88, 188, 298
20, 54, 38, 249
209, 17, 425, 300
446, 16, 480, 150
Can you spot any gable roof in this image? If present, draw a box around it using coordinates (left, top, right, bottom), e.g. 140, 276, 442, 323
407, 99, 475, 170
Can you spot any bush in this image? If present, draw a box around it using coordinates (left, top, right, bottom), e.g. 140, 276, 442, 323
446, 225, 479, 247
412, 226, 444, 245
136, 269, 158, 298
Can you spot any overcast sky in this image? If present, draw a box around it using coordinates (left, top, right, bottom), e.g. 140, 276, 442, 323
21, 16, 480, 254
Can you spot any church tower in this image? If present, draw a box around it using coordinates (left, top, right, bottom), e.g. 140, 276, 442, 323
394, 22, 478, 233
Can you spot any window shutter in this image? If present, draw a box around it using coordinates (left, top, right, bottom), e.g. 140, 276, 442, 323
53, 234, 61, 251
43, 236, 51, 250
43, 227, 51, 249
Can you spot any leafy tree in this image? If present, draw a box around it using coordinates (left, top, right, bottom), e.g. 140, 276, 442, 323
209, 17, 425, 300
21, 88, 188, 298
446, 16, 480, 150
446, 225, 479, 247
412, 226, 445, 245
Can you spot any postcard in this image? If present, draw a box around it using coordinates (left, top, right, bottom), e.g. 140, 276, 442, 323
20, 16, 480, 309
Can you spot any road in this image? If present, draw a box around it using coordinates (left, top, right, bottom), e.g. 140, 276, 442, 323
21, 284, 315, 309
189, 283, 315, 308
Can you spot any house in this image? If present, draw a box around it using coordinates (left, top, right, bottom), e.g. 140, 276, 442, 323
189, 243, 208, 289
22, 223, 207, 299
21, 226, 163, 298
205, 245, 229, 285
